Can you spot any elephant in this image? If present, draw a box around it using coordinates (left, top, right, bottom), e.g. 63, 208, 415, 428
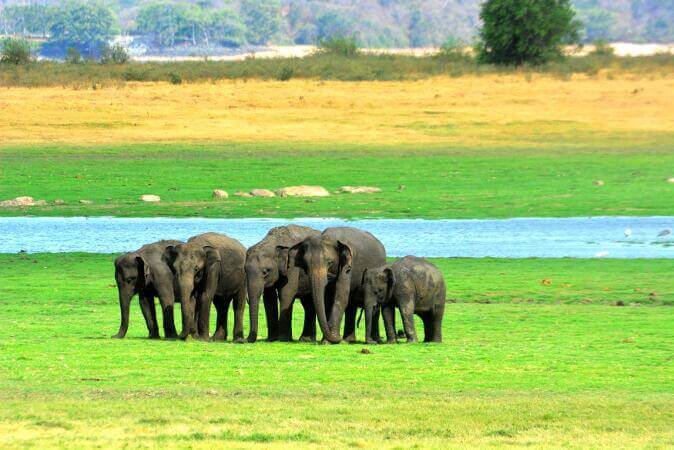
245, 225, 321, 343
362, 256, 445, 344
112, 240, 182, 339
286, 227, 386, 344
165, 232, 247, 342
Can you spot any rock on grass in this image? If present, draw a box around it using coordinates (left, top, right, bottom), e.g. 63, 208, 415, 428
338, 186, 382, 194
140, 195, 161, 202
276, 186, 330, 197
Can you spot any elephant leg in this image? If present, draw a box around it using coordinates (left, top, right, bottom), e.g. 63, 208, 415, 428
400, 300, 418, 343
382, 305, 397, 344
278, 291, 297, 342
327, 273, 352, 343
112, 288, 134, 339
431, 302, 445, 343
197, 294, 212, 340
264, 288, 280, 342
421, 312, 433, 343
139, 292, 159, 339
232, 289, 246, 343
299, 297, 316, 342
211, 297, 229, 342
342, 304, 357, 343
156, 283, 178, 339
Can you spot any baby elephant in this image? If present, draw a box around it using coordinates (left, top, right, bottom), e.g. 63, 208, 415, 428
363, 256, 445, 344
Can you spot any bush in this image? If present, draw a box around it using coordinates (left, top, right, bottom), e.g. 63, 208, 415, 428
590, 40, 615, 57
478, 0, 581, 65
316, 36, 359, 57
0, 38, 33, 65
65, 47, 82, 64
436, 37, 470, 61
168, 72, 182, 85
100, 44, 129, 65
276, 65, 294, 81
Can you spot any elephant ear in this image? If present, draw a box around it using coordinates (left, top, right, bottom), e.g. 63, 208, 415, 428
384, 267, 396, 301
162, 245, 178, 270
337, 240, 353, 274
287, 242, 305, 271
204, 246, 221, 274
135, 255, 152, 287
276, 246, 290, 277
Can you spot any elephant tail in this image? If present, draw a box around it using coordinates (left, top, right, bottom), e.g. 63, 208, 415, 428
356, 307, 364, 328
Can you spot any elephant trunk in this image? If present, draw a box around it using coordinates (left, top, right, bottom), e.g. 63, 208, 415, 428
112, 283, 134, 338
310, 271, 341, 343
177, 277, 196, 339
364, 305, 375, 344
246, 275, 264, 343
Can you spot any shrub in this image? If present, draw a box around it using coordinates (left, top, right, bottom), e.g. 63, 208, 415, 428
168, 72, 183, 85
0, 38, 32, 65
478, 0, 581, 65
276, 66, 294, 81
436, 37, 470, 61
590, 40, 615, 57
100, 44, 129, 65
65, 47, 82, 64
316, 36, 359, 57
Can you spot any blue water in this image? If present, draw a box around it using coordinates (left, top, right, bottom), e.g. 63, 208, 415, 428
1, 216, 672, 258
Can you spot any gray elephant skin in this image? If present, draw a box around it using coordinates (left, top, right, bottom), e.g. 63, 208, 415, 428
166, 232, 247, 342
112, 240, 182, 339
245, 225, 320, 342
287, 227, 386, 344
363, 256, 445, 344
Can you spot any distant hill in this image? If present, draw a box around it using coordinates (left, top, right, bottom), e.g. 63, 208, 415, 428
1, 0, 672, 46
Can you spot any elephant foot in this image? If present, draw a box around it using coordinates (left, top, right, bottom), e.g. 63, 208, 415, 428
210, 334, 226, 342
111, 332, 125, 339
298, 335, 316, 343
365, 339, 379, 345
407, 338, 419, 344
232, 336, 245, 344
342, 334, 357, 344
386, 339, 397, 344
247, 334, 258, 343
148, 333, 160, 340
278, 334, 293, 343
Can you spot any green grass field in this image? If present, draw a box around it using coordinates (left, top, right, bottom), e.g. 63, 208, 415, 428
2, 143, 674, 218
0, 254, 672, 447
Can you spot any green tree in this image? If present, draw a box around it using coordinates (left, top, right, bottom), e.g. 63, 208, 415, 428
316, 11, 354, 42
137, 2, 187, 47
240, 0, 280, 45
1, 4, 56, 37
478, 0, 580, 65
204, 9, 246, 47
49, 1, 117, 56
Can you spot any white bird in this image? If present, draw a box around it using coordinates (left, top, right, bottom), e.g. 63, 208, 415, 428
624, 228, 632, 237
658, 229, 671, 238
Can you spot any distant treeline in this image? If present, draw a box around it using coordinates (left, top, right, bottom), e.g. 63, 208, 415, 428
0, 0, 673, 56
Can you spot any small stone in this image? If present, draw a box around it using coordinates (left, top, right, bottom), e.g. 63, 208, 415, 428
140, 194, 161, 202
615, 300, 625, 306
53, 199, 65, 205
359, 348, 372, 354
79, 200, 93, 205
250, 189, 276, 198
34, 200, 47, 206
594, 180, 605, 186
0, 196, 35, 207
338, 186, 382, 194
234, 191, 253, 198
212, 189, 228, 199
667, 178, 674, 184
276, 185, 330, 198
398, 184, 407, 191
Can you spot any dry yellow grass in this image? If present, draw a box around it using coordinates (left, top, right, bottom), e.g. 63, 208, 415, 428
1, 73, 673, 148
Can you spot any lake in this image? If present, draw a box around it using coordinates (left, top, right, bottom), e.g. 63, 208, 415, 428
1, 216, 672, 258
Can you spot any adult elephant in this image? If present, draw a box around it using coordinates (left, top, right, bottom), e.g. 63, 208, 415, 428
166, 232, 247, 342
245, 225, 320, 343
286, 227, 386, 343
112, 240, 182, 339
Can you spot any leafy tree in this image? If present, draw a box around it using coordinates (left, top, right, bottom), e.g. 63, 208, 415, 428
316, 11, 354, 42
240, 0, 280, 45
49, 1, 117, 56
0, 38, 32, 65
137, 2, 187, 47
478, 0, 581, 65
1, 4, 56, 37
205, 9, 246, 47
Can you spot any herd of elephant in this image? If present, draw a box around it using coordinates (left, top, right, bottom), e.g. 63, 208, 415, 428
113, 225, 446, 344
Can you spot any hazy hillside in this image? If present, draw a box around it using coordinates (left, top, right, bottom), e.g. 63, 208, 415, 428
1, 0, 672, 46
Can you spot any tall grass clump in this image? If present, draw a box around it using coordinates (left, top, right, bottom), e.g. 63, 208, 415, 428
0, 38, 33, 65
316, 36, 360, 57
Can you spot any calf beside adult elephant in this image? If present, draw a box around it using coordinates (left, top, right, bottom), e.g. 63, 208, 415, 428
285, 227, 386, 343
245, 225, 320, 342
112, 240, 183, 339
165, 232, 247, 342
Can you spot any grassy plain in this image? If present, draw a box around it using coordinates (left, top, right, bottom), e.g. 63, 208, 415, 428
1, 74, 674, 218
0, 253, 672, 448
